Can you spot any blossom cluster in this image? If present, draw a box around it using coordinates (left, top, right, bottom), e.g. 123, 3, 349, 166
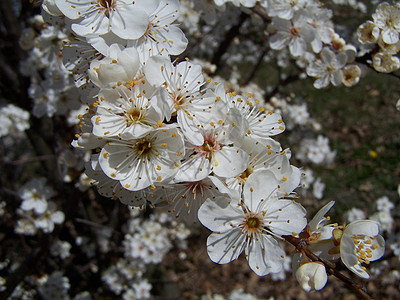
211, 0, 363, 89
15, 177, 65, 235
37, 0, 388, 286
357, 1, 400, 73
0, 0, 397, 298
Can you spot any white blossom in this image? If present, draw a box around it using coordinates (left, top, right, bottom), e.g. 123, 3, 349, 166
198, 170, 307, 276
54, 0, 154, 39
340, 220, 385, 279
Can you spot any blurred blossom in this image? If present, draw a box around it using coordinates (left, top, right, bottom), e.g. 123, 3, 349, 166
345, 208, 366, 223
312, 177, 325, 199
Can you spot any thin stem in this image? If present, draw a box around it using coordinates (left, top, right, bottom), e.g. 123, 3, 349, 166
211, 12, 250, 69
283, 235, 371, 300
265, 73, 301, 101
243, 45, 268, 85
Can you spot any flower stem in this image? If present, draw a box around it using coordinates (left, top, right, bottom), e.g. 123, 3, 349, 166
283, 234, 371, 300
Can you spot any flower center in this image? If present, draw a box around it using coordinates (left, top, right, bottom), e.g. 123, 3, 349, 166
239, 166, 253, 182
98, 0, 114, 18
99, 0, 113, 8
247, 217, 259, 228
198, 138, 218, 156
171, 91, 187, 110
125, 107, 144, 126
136, 140, 152, 156
242, 212, 264, 237
196, 136, 220, 165
289, 26, 300, 37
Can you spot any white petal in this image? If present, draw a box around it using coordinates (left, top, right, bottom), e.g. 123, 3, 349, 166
340, 235, 370, 279
344, 220, 380, 237
246, 234, 285, 276
198, 197, 243, 232
308, 201, 335, 232
206, 230, 246, 264
213, 147, 249, 178
243, 170, 278, 212
111, 5, 149, 39
262, 199, 307, 236
174, 155, 211, 182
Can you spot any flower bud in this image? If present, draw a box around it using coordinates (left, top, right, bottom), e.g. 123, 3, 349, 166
295, 262, 328, 292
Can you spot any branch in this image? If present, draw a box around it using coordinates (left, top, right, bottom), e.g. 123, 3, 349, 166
355, 55, 400, 80
265, 73, 301, 101
283, 235, 371, 300
0, 236, 50, 299
243, 45, 268, 85
211, 12, 250, 69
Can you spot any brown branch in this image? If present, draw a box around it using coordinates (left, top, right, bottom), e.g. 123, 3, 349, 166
0, 236, 50, 299
250, 5, 270, 22
284, 235, 371, 300
211, 12, 250, 69
265, 73, 301, 101
243, 46, 268, 85
355, 55, 400, 80
7, 154, 55, 166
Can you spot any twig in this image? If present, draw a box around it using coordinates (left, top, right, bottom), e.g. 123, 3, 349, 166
0, 236, 50, 299
355, 55, 400, 80
7, 154, 55, 165
251, 5, 270, 22
243, 46, 268, 85
265, 73, 301, 101
211, 12, 250, 69
172, 23, 220, 64
284, 235, 371, 300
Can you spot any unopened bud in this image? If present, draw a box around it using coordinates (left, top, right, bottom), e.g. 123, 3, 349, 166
295, 262, 327, 292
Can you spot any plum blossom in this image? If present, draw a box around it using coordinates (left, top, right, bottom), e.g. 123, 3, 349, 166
269, 15, 315, 57
198, 170, 307, 276
145, 56, 222, 145
0, 104, 30, 137
98, 127, 185, 191
339, 220, 385, 279
306, 47, 347, 89
174, 123, 249, 182
53, 0, 155, 39
372, 51, 400, 73
91, 85, 162, 139
127, 0, 188, 62
18, 177, 54, 214
372, 2, 400, 44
